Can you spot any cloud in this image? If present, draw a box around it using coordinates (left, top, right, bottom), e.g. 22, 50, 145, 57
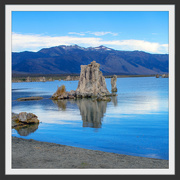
12, 32, 101, 51
104, 39, 168, 54
12, 32, 168, 54
68, 32, 85, 36
68, 31, 118, 36
88, 31, 118, 36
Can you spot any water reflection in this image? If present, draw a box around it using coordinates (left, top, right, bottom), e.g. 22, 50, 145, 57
52, 100, 67, 111
111, 95, 118, 106
52, 97, 117, 128
76, 99, 108, 128
107, 92, 167, 117
13, 123, 39, 136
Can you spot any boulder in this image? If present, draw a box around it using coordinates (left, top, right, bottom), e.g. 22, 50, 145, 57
111, 75, 117, 92
76, 61, 110, 97
12, 112, 39, 128
12, 113, 19, 122
18, 112, 39, 123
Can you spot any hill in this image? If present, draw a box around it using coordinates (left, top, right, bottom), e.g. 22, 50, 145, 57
12, 45, 169, 75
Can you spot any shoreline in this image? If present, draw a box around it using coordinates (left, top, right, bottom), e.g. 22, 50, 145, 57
12, 74, 169, 83
12, 137, 169, 169
12, 74, 157, 83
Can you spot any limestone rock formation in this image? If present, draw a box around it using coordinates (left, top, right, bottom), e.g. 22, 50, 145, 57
161, 74, 169, 78
18, 112, 39, 123
26, 76, 32, 82
12, 112, 39, 128
38, 76, 46, 82
156, 74, 160, 78
64, 75, 79, 81
51, 61, 115, 101
76, 61, 110, 97
65, 75, 71, 81
48, 78, 54, 81
111, 75, 117, 92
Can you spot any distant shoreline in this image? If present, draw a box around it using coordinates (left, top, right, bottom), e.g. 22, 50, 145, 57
12, 136, 169, 169
12, 74, 169, 83
12, 73, 156, 78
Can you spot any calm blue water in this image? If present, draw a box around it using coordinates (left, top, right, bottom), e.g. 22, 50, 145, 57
12, 77, 169, 160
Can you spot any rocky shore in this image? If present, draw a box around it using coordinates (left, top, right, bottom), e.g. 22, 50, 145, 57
12, 137, 169, 169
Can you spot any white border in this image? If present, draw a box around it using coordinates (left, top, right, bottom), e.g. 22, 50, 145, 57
5, 5, 175, 175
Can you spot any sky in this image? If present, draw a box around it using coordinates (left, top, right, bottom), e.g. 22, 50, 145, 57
12, 11, 169, 54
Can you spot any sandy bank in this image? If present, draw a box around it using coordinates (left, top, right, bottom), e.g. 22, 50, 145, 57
12, 137, 168, 169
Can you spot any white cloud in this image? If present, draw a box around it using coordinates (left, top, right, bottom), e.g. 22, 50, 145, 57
68, 31, 118, 36
12, 32, 101, 51
105, 39, 168, 54
12, 32, 168, 54
68, 32, 85, 36
88, 31, 118, 36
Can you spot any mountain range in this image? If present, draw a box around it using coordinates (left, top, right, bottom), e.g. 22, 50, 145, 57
12, 45, 169, 75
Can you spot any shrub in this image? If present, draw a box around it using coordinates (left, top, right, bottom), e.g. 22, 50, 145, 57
55, 85, 66, 96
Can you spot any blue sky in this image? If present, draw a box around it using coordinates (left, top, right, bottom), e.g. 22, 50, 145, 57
12, 11, 169, 54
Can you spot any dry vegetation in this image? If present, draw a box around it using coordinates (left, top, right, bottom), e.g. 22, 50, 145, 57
55, 85, 66, 96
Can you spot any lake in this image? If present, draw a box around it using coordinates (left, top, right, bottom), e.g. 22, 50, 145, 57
12, 77, 169, 160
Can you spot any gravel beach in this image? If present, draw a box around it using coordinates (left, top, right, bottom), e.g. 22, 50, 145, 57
12, 137, 169, 169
